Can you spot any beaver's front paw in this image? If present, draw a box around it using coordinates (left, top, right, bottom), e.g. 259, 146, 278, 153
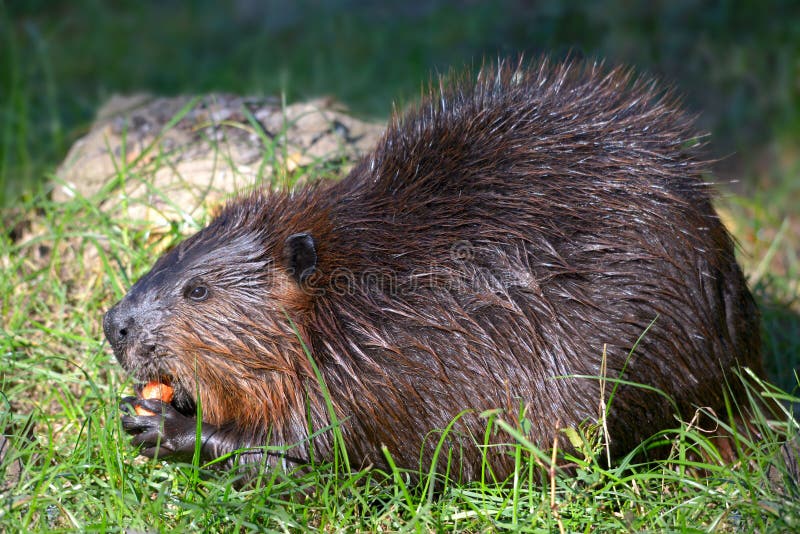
120, 396, 200, 461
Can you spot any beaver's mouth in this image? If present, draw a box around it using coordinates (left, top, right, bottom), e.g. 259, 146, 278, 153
133, 375, 197, 418
120, 348, 199, 418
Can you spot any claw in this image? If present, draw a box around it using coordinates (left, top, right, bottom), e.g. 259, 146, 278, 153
118, 395, 201, 462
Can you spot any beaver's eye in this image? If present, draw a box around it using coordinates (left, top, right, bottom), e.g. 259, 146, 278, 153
186, 284, 209, 302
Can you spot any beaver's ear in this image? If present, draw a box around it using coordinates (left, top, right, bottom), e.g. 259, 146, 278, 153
284, 232, 317, 283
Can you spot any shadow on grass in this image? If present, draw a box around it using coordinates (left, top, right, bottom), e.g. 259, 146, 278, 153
756, 284, 800, 402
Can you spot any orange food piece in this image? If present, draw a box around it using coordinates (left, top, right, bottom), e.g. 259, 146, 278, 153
142, 381, 174, 402
134, 381, 174, 416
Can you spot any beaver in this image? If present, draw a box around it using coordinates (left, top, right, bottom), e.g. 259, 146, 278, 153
104, 59, 763, 482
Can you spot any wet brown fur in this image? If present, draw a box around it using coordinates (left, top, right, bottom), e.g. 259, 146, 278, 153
106, 59, 763, 481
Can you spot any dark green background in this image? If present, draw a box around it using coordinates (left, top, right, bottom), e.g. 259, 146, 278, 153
2, 0, 799, 206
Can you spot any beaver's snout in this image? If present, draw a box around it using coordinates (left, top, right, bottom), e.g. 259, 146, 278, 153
103, 294, 161, 364
103, 302, 136, 352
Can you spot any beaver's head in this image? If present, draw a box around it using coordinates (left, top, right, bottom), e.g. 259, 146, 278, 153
103, 192, 321, 430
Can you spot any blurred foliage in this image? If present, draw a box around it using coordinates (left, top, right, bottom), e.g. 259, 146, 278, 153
1, 0, 799, 206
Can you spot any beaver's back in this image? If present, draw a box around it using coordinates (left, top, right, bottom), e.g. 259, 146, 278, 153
301, 61, 761, 475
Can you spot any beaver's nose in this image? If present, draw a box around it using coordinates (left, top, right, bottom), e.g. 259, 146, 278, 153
103, 303, 137, 350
